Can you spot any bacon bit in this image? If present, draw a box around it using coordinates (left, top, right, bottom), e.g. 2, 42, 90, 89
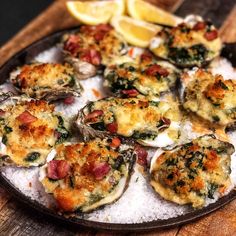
94, 25, 112, 41
16, 111, 37, 124
80, 49, 102, 66
138, 100, 149, 108
106, 122, 118, 134
161, 117, 171, 126
135, 145, 148, 167
47, 160, 70, 180
121, 89, 139, 97
145, 64, 169, 77
204, 30, 218, 41
29, 182, 32, 188
63, 96, 75, 105
92, 88, 101, 98
84, 110, 104, 122
128, 48, 134, 57
64, 34, 81, 55
92, 162, 111, 180
111, 137, 121, 148
193, 21, 206, 31
140, 51, 153, 61
0, 109, 5, 116
96, 24, 113, 32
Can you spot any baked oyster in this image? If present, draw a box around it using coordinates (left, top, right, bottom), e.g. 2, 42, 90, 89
62, 24, 128, 79
149, 15, 222, 67
104, 51, 179, 97
150, 135, 234, 208
39, 137, 135, 212
76, 96, 182, 148
10, 63, 82, 101
0, 95, 70, 167
180, 68, 236, 128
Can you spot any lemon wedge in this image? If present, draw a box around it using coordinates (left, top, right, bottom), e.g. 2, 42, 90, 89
127, 0, 182, 27
111, 15, 161, 47
66, 0, 125, 25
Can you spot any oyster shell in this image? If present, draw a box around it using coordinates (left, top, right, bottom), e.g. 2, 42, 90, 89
180, 68, 236, 129
104, 51, 180, 97
0, 94, 70, 167
75, 96, 182, 148
39, 137, 136, 213
62, 24, 128, 79
149, 15, 222, 67
150, 135, 234, 208
10, 62, 82, 102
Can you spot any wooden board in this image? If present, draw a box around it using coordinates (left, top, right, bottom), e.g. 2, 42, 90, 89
0, 0, 236, 235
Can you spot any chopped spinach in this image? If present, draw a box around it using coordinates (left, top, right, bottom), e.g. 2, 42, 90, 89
2, 135, 7, 145
24, 152, 40, 162
90, 122, 106, 131
4, 126, 12, 134
132, 131, 157, 140
68, 76, 75, 87
56, 127, 70, 144
212, 115, 220, 122
208, 183, 218, 199
149, 101, 160, 107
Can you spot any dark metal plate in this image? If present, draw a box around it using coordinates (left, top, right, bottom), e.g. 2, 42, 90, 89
0, 28, 236, 232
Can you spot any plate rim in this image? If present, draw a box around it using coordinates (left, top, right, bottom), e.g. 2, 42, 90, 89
0, 27, 236, 232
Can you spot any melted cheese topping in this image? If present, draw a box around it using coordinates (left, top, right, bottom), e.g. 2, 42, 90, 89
63, 25, 127, 66
183, 69, 236, 126
150, 22, 222, 66
88, 97, 181, 139
150, 135, 234, 208
41, 139, 132, 212
104, 57, 178, 96
0, 100, 64, 167
12, 63, 76, 99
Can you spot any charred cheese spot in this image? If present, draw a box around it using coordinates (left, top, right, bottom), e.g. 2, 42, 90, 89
150, 135, 234, 208
41, 138, 135, 212
104, 54, 179, 96
11, 63, 80, 100
182, 69, 236, 126
63, 24, 127, 66
150, 21, 221, 67
0, 99, 69, 167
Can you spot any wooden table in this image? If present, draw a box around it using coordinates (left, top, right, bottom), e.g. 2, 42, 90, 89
0, 0, 236, 235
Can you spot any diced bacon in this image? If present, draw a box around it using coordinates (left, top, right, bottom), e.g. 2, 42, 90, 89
47, 160, 70, 180
92, 162, 111, 180
85, 110, 104, 122
121, 89, 139, 97
63, 96, 75, 105
135, 145, 148, 166
80, 49, 102, 66
106, 122, 118, 134
145, 64, 169, 77
16, 111, 37, 124
96, 24, 113, 32
204, 30, 218, 41
64, 35, 81, 55
193, 22, 206, 31
111, 137, 121, 148
0, 109, 5, 116
140, 51, 153, 61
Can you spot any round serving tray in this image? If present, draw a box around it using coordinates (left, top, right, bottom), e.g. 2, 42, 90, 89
0, 28, 236, 232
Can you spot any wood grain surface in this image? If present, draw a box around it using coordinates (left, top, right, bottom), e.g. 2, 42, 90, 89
0, 0, 236, 235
